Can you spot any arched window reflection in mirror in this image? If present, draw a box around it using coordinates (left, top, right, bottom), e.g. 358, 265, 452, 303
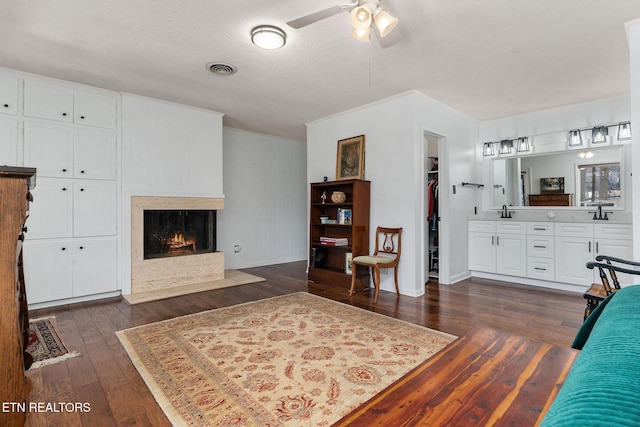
491, 146, 623, 209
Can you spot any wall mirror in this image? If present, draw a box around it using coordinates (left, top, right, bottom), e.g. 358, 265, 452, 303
491, 146, 623, 209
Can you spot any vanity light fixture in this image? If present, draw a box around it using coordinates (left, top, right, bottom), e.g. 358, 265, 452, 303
482, 142, 495, 156
591, 126, 608, 144
251, 25, 286, 49
568, 129, 583, 147
516, 137, 530, 153
499, 140, 513, 155
618, 121, 632, 140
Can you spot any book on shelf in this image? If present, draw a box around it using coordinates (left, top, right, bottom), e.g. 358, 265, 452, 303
319, 236, 348, 246
337, 208, 352, 225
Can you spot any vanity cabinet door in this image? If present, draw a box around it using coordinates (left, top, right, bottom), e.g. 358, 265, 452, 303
468, 231, 496, 273
496, 233, 527, 276
554, 236, 593, 286
594, 238, 635, 285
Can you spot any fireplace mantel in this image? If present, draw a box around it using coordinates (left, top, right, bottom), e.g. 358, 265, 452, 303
131, 196, 224, 294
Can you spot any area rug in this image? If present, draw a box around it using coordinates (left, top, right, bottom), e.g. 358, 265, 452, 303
117, 292, 456, 426
26, 317, 79, 369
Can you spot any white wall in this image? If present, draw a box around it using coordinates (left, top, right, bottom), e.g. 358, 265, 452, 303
629, 20, 640, 260
219, 128, 307, 269
307, 91, 478, 297
120, 94, 224, 294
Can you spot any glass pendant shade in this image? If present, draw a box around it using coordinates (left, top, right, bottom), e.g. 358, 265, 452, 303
618, 122, 632, 140
499, 140, 513, 155
373, 9, 398, 37
350, 6, 373, 29
516, 137, 530, 152
351, 27, 370, 41
568, 130, 583, 147
591, 126, 608, 144
483, 142, 495, 156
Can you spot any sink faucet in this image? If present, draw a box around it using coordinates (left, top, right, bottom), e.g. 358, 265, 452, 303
589, 204, 612, 220
501, 204, 512, 219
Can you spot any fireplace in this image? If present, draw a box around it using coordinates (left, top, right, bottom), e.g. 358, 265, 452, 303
143, 210, 216, 259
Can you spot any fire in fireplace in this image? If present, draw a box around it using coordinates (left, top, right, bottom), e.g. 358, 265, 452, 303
143, 210, 216, 259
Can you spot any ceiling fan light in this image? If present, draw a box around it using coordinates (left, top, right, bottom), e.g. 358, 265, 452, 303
373, 9, 398, 37
350, 5, 373, 30
251, 25, 286, 50
351, 27, 370, 42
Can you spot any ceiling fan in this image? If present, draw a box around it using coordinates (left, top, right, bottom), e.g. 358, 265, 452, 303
286, 0, 398, 42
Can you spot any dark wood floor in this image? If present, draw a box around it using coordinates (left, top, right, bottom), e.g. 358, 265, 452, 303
24, 261, 585, 426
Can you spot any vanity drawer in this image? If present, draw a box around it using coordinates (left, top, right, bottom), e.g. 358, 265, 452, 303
469, 221, 496, 233
527, 235, 554, 258
554, 223, 594, 238
594, 223, 632, 240
527, 223, 554, 235
527, 257, 555, 281
497, 221, 526, 234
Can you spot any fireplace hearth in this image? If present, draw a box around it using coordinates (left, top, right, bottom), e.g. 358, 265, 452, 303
143, 210, 216, 259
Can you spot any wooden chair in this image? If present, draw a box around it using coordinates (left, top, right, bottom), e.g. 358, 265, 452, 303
584, 255, 640, 320
349, 227, 402, 303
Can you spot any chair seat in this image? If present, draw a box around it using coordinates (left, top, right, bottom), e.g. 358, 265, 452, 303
584, 284, 617, 299
353, 255, 396, 265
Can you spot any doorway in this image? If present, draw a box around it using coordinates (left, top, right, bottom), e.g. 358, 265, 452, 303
424, 131, 442, 283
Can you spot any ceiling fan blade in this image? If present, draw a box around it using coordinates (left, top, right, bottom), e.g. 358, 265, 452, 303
286, 5, 344, 29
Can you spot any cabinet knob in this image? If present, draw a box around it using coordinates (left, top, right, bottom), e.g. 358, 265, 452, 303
80, 170, 85, 174
62, 187, 67, 191
18, 234, 24, 241
62, 168, 67, 172
3, 104, 8, 108
62, 112, 67, 117
80, 115, 85, 119
26, 192, 33, 202
80, 188, 85, 192
61, 247, 66, 251
79, 246, 84, 250
22, 226, 27, 233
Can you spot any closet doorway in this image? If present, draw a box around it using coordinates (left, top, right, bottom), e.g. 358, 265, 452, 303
424, 131, 442, 283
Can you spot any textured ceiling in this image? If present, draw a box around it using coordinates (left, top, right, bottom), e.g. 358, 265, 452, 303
1, 0, 639, 142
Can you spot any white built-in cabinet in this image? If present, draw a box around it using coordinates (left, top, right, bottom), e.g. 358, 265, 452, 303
18, 76, 120, 305
469, 220, 634, 290
24, 79, 117, 129
468, 221, 527, 276
0, 72, 18, 115
0, 116, 18, 165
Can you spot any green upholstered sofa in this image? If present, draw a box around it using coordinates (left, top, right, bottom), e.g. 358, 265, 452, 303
540, 285, 640, 426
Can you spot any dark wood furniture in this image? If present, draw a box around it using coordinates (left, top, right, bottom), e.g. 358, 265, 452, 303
308, 179, 370, 290
528, 193, 573, 206
335, 326, 578, 426
350, 226, 402, 303
0, 166, 36, 427
584, 255, 640, 320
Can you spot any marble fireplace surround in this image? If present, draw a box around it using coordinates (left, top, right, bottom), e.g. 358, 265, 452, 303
130, 196, 225, 296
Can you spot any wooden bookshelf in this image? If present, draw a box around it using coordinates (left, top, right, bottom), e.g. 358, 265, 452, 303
308, 179, 370, 290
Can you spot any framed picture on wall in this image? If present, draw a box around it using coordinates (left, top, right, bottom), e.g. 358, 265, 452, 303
336, 135, 365, 180
540, 177, 565, 194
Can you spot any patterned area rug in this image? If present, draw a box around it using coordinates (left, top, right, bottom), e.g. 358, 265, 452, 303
117, 292, 456, 426
27, 318, 79, 369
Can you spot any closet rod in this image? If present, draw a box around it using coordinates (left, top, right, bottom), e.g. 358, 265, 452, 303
461, 182, 484, 188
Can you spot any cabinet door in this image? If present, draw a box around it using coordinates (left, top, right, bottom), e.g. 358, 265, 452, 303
0, 117, 18, 165
496, 233, 527, 276
468, 231, 496, 273
24, 121, 74, 178
0, 73, 18, 115
72, 237, 118, 296
554, 236, 593, 286
23, 240, 73, 304
73, 181, 116, 236
595, 238, 636, 285
75, 128, 117, 180
74, 90, 117, 129
24, 79, 74, 123
25, 179, 73, 239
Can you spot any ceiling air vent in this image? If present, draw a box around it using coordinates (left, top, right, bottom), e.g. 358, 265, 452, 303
206, 62, 238, 76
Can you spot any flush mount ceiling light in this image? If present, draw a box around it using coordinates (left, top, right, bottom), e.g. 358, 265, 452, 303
286, 0, 398, 43
251, 25, 286, 49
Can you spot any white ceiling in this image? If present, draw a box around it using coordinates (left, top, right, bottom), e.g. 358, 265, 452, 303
1, 1, 639, 142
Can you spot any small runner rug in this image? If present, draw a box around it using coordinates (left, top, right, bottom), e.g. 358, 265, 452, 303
27, 317, 79, 369
117, 292, 456, 426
